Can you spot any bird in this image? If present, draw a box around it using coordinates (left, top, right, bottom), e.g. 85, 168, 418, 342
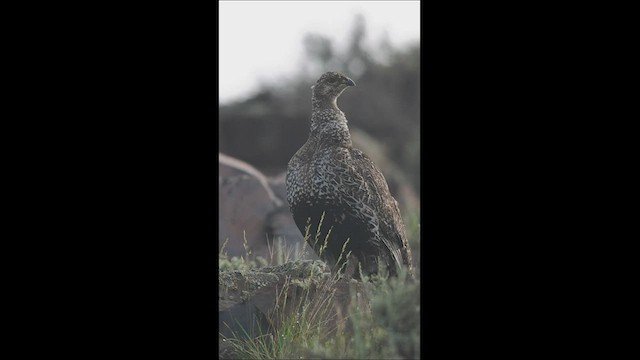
286, 71, 414, 280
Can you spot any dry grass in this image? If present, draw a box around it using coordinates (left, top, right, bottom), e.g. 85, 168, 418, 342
219, 211, 421, 359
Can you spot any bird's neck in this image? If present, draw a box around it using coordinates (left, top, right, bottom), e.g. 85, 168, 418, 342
312, 96, 339, 112
309, 108, 352, 148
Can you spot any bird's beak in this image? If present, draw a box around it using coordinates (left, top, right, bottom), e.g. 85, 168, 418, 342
344, 77, 356, 87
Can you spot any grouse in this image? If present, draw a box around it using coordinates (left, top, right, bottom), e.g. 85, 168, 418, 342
286, 71, 414, 279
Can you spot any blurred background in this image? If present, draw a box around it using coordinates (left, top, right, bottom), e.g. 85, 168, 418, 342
219, 1, 420, 265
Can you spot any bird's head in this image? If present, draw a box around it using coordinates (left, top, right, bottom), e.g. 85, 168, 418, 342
311, 72, 356, 108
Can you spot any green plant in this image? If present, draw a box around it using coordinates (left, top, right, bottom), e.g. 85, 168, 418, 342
219, 236, 269, 272
221, 269, 342, 359
219, 212, 421, 359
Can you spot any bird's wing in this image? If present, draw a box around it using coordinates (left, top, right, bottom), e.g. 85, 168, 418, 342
346, 148, 413, 274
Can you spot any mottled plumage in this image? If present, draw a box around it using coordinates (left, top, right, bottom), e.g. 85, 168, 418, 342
286, 72, 414, 279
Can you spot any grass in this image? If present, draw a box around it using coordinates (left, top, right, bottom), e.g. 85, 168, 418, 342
219, 211, 421, 359
222, 273, 341, 359
219, 229, 310, 272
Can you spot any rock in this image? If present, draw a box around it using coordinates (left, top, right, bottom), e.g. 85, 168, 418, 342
218, 260, 369, 358
219, 260, 327, 355
266, 172, 288, 203
219, 153, 284, 257
219, 153, 315, 260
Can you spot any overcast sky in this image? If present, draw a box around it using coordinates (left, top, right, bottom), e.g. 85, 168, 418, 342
219, 1, 420, 104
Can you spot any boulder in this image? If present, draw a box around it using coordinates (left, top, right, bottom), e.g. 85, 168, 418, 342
219, 153, 312, 259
